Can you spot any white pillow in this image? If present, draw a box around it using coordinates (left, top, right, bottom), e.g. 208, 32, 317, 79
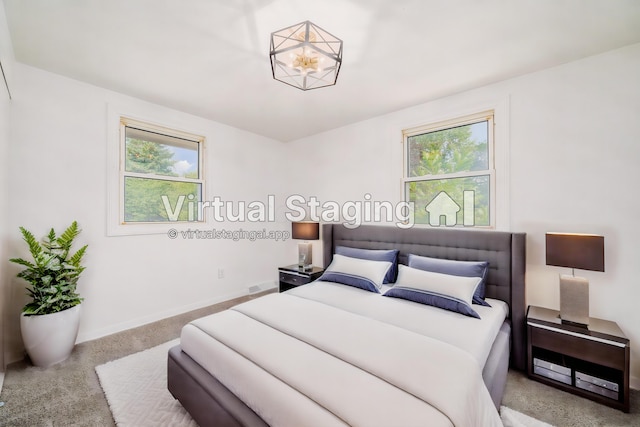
395, 265, 481, 305
321, 254, 392, 292
383, 265, 482, 318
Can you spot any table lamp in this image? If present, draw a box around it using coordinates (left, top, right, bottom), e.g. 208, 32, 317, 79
545, 232, 605, 326
292, 222, 319, 269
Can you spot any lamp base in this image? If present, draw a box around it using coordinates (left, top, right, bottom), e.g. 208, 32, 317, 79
297, 242, 313, 269
559, 274, 589, 326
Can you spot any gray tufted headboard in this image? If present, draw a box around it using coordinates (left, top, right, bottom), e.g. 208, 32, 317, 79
322, 223, 527, 371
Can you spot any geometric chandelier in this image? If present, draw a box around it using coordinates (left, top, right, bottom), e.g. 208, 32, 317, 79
269, 21, 343, 91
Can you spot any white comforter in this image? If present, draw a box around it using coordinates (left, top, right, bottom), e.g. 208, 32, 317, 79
181, 289, 503, 427
288, 281, 509, 367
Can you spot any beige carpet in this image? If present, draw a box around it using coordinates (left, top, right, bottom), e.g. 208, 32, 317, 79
501, 406, 554, 427
97, 339, 553, 427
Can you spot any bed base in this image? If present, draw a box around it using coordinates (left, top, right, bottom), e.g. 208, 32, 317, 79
168, 322, 510, 426
482, 322, 511, 408
168, 224, 526, 426
168, 345, 268, 427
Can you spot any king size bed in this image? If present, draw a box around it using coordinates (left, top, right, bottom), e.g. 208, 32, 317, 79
168, 224, 526, 426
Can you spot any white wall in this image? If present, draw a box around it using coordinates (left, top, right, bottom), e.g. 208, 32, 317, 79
0, 1, 14, 371
0, 77, 8, 372
4, 63, 293, 363
287, 43, 640, 388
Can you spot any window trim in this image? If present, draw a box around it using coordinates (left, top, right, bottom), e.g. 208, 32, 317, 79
402, 110, 496, 228
107, 104, 208, 236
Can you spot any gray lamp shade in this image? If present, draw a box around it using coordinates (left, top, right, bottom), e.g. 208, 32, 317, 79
545, 233, 604, 272
291, 222, 320, 240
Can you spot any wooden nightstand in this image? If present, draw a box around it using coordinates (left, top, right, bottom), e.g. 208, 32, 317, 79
278, 265, 324, 292
527, 305, 630, 412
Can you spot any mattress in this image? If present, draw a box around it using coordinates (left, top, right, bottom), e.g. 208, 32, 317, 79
180, 285, 503, 427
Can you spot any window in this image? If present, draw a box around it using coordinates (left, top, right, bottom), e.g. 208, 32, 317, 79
403, 111, 494, 227
119, 118, 205, 224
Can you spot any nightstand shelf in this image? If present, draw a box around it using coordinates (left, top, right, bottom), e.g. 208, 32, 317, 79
527, 305, 630, 412
278, 265, 324, 292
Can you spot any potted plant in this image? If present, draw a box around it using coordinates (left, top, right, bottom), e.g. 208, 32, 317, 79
9, 221, 88, 368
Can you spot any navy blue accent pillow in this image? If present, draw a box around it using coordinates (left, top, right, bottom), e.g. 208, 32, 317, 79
317, 271, 381, 293
408, 254, 490, 307
384, 287, 480, 319
335, 246, 399, 283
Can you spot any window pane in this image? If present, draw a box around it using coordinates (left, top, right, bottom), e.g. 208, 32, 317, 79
406, 175, 490, 226
124, 177, 201, 222
407, 121, 488, 177
125, 127, 199, 179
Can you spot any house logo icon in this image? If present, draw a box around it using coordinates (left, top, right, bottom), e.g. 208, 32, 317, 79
425, 190, 476, 227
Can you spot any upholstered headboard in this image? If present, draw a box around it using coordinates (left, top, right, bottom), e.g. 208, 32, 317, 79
322, 223, 527, 371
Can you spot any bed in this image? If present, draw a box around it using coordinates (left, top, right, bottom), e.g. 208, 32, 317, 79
168, 224, 526, 427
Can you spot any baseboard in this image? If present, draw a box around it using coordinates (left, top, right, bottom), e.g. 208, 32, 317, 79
76, 281, 276, 344
5, 346, 26, 368
250, 281, 277, 294
631, 374, 640, 391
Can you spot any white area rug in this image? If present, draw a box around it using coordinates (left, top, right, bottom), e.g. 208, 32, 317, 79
96, 339, 197, 427
97, 339, 554, 427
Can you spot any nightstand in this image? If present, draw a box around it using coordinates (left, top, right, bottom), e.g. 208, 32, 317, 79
527, 305, 630, 412
278, 265, 324, 292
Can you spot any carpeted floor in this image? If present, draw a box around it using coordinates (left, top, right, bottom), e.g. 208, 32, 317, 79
0, 291, 270, 427
1, 289, 639, 426
503, 370, 640, 426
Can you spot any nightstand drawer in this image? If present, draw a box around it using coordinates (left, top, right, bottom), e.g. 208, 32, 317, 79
534, 357, 571, 376
279, 272, 310, 287
575, 374, 619, 400
530, 326, 626, 371
533, 365, 572, 385
576, 371, 619, 392
278, 265, 325, 293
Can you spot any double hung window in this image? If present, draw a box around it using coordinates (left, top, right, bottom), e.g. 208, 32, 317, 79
403, 112, 494, 227
120, 118, 204, 223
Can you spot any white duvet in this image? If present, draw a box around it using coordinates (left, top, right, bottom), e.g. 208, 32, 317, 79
180, 283, 504, 427
288, 281, 509, 367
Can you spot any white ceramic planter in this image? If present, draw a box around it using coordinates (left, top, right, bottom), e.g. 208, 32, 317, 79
20, 304, 81, 368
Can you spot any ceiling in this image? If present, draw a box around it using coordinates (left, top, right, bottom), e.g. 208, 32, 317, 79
4, 0, 640, 142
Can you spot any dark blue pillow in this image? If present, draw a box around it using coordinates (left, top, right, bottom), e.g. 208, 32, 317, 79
335, 246, 399, 283
317, 271, 380, 293
407, 254, 490, 306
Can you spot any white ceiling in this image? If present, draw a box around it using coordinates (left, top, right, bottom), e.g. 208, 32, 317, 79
5, 0, 640, 142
